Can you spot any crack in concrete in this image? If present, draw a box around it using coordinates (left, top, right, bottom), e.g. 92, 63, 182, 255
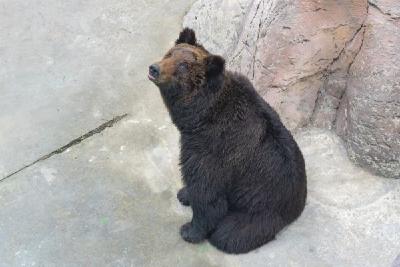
0, 114, 128, 183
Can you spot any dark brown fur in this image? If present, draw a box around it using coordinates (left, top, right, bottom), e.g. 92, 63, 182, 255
149, 28, 307, 254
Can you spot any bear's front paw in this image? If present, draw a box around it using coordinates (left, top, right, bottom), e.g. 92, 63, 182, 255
177, 187, 190, 206
180, 223, 206, 243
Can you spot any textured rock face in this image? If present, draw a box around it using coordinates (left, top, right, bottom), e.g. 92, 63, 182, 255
184, 0, 368, 129
310, 27, 366, 129
184, 0, 400, 178
183, 0, 253, 57
336, 4, 400, 178
369, 0, 400, 19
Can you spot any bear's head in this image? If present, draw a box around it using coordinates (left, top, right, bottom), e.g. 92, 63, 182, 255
148, 28, 225, 103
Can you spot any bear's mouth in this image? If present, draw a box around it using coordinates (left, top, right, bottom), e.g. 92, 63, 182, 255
148, 73, 156, 82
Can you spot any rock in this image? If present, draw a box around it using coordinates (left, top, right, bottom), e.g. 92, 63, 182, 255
310, 26, 366, 129
183, 0, 252, 57
335, 5, 400, 178
184, 0, 368, 130
368, 0, 400, 19
184, 0, 400, 178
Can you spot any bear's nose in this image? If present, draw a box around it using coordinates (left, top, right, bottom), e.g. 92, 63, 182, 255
149, 64, 160, 79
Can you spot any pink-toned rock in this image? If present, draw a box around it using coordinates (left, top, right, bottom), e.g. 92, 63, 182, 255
185, 0, 368, 129
184, 0, 400, 178
311, 26, 366, 129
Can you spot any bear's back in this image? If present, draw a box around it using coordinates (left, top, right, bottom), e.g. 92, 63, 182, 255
214, 71, 307, 218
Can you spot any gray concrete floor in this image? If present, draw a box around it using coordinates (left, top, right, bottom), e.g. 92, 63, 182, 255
0, 1, 399, 267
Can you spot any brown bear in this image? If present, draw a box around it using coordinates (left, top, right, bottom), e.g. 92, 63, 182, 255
148, 28, 307, 254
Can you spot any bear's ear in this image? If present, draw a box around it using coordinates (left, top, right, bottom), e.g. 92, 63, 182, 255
176, 28, 197, 45
205, 55, 225, 77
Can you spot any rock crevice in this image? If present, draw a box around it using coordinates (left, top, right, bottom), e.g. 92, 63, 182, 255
368, 0, 400, 20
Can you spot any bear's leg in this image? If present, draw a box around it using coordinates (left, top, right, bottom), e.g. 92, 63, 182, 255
180, 197, 228, 243
209, 210, 285, 254
177, 187, 190, 206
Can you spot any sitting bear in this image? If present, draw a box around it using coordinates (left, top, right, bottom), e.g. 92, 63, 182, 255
148, 28, 307, 254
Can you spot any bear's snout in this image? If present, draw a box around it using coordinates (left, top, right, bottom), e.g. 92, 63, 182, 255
148, 64, 160, 81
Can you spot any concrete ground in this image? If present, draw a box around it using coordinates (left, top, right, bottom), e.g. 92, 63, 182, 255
0, 1, 399, 266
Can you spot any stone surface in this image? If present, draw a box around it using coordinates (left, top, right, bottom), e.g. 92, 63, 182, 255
0, 0, 194, 178
392, 255, 400, 267
184, 0, 368, 130
1, 124, 400, 266
369, 0, 400, 19
336, 6, 400, 178
394, 254, 400, 267
1, 0, 400, 266
183, 0, 253, 58
310, 26, 365, 129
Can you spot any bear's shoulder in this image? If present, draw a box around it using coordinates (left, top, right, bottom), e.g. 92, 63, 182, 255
223, 71, 265, 108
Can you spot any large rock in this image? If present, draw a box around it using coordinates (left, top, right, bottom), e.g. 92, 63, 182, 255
184, 0, 400, 178
184, 0, 368, 129
336, 4, 400, 178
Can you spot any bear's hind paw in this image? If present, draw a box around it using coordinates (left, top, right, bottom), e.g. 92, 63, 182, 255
180, 223, 206, 243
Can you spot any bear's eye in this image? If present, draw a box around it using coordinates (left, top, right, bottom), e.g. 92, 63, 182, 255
177, 62, 188, 73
